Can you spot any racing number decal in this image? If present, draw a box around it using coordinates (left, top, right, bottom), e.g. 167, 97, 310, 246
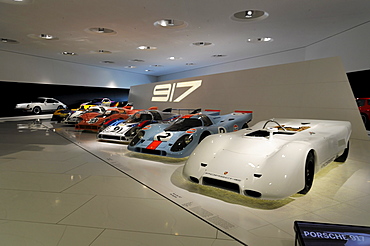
218, 127, 227, 133
154, 132, 173, 142
233, 124, 239, 131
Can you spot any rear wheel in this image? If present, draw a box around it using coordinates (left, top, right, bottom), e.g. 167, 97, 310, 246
32, 106, 41, 114
334, 141, 349, 162
298, 150, 315, 195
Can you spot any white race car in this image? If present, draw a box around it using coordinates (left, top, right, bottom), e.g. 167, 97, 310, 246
15, 97, 66, 114
183, 119, 351, 200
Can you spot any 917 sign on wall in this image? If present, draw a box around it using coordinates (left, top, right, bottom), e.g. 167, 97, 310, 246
151, 80, 202, 102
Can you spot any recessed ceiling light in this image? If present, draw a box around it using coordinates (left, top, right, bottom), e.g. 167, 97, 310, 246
87, 27, 117, 35
212, 54, 227, 58
27, 33, 59, 40
145, 69, 152, 72
150, 64, 163, 67
137, 45, 157, 50
124, 65, 136, 69
247, 37, 274, 43
154, 19, 188, 29
192, 41, 213, 47
101, 60, 115, 64
167, 56, 182, 60
129, 59, 145, 62
97, 50, 112, 54
1, 0, 33, 4
1, 38, 19, 44
186, 63, 195, 66
231, 10, 269, 22
61, 51, 77, 56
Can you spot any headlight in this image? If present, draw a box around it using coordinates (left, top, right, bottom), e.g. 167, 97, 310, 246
137, 131, 145, 139
129, 131, 145, 146
171, 134, 193, 152
184, 135, 193, 144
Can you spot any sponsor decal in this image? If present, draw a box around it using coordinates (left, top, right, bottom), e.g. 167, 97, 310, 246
224, 171, 229, 175
233, 124, 239, 131
142, 125, 151, 130
186, 128, 197, 134
205, 172, 241, 182
151, 80, 202, 102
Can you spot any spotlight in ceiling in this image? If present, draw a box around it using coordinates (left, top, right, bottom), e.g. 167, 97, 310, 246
137, 46, 157, 50
186, 63, 195, 66
192, 41, 213, 47
27, 33, 59, 40
1, 38, 19, 44
124, 65, 136, 69
231, 10, 269, 22
97, 50, 112, 54
245, 10, 254, 18
212, 54, 227, 58
150, 64, 163, 67
87, 27, 117, 35
61, 51, 77, 56
247, 37, 274, 43
101, 60, 115, 64
154, 19, 188, 29
167, 56, 182, 60
129, 59, 145, 62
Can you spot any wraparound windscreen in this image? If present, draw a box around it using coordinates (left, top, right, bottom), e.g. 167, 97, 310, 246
128, 57, 366, 140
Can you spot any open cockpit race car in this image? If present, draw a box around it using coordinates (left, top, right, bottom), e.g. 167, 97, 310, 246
127, 110, 253, 158
182, 118, 351, 200
97, 108, 180, 142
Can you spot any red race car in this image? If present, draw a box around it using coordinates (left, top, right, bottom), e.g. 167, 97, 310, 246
75, 106, 158, 132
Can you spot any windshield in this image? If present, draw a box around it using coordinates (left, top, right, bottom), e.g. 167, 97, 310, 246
165, 118, 202, 131
30, 98, 45, 103
126, 112, 153, 123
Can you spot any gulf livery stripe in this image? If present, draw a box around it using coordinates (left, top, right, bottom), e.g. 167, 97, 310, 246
234, 110, 253, 114
146, 140, 162, 150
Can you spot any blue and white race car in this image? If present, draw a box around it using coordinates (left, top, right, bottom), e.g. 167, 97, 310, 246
127, 110, 253, 158
97, 109, 179, 143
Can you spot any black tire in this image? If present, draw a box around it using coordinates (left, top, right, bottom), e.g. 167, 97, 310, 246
32, 106, 41, 115
198, 132, 210, 143
298, 150, 315, 195
242, 123, 249, 129
334, 141, 349, 162
57, 105, 64, 110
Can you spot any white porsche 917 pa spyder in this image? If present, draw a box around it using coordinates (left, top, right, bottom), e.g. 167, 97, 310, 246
182, 119, 351, 200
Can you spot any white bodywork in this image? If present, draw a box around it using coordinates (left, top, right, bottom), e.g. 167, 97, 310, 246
15, 97, 66, 114
183, 119, 351, 200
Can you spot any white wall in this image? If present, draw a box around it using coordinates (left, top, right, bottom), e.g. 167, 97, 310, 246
129, 57, 367, 140
0, 50, 157, 88
158, 22, 370, 82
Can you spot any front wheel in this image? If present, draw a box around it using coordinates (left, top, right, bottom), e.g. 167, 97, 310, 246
298, 151, 315, 195
32, 106, 41, 114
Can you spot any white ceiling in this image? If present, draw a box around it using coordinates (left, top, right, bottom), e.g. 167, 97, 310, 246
1, 0, 370, 77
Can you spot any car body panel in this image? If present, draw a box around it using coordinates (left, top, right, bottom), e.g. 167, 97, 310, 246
182, 118, 351, 200
128, 110, 253, 158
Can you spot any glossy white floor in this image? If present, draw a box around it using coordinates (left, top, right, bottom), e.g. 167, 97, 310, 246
0, 116, 369, 246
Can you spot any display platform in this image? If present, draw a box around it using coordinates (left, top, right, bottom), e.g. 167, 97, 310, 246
45, 120, 370, 246
1, 115, 369, 245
